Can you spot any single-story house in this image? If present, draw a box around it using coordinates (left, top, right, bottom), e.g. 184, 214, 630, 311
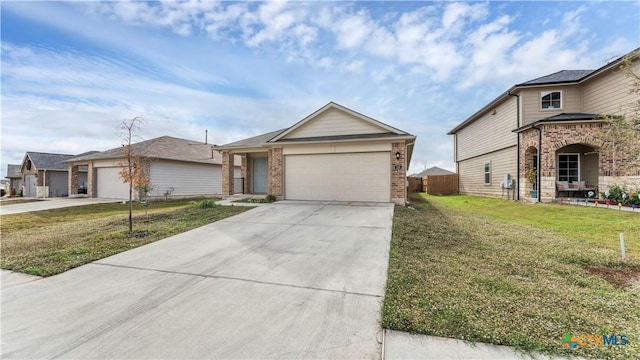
410, 166, 455, 177
65, 136, 241, 200
5, 164, 23, 195
20, 152, 90, 198
214, 102, 416, 205
448, 48, 639, 202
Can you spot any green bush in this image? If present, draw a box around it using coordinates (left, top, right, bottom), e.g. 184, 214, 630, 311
265, 194, 276, 203
193, 199, 217, 208
601, 184, 640, 205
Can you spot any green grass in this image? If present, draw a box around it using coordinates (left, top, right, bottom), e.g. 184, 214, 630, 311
382, 193, 640, 360
1, 199, 251, 276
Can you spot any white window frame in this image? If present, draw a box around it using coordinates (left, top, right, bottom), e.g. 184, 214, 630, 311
540, 90, 562, 110
557, 153, 580, 182
483, 161, 491, 185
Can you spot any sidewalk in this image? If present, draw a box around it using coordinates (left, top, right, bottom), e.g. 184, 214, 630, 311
384, 330, 579, 360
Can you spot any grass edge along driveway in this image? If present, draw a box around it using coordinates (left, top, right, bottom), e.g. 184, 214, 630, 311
1, 199, 251, 277
382, 193, 639, 360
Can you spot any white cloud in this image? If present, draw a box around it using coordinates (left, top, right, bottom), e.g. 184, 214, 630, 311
333, 10, 375, 49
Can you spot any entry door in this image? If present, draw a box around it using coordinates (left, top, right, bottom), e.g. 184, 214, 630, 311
252, 158, 267, 194
25, 175, 37, 197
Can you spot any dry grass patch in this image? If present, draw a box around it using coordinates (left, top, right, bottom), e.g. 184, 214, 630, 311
383, 193, 639, 360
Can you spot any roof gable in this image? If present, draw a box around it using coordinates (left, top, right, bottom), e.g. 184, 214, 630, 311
23, 152, 76, 171
270, 102, 407, 142
6, 164, 22, 178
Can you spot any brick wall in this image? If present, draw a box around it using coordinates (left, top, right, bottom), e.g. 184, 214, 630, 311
221, 151, 234, 195
69, 165, 79, 196
241, 155, 249, 194
391, 141, 406, 205
518, 121, 639, 201
267, 148, 283, 197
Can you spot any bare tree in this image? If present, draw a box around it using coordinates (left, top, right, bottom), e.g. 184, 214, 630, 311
118, 116, 146, 234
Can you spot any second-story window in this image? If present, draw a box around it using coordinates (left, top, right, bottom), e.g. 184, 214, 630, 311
541, 91, 562, 109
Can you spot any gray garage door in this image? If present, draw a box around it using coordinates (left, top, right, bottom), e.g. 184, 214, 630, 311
97, 167, 129, 199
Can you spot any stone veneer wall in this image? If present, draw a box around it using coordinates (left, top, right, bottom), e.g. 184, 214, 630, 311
267, 148, 283, 197
391, 141, 406, 205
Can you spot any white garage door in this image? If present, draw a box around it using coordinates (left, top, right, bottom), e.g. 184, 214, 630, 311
97, 167, 129, 199
285, 152, 390, 202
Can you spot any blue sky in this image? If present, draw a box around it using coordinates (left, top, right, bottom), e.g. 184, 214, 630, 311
2, 1, 639, 177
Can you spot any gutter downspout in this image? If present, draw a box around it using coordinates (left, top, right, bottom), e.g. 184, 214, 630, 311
508, 92, 520, 200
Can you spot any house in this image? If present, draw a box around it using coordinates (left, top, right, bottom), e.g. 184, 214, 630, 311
20, 152, 90, 197
65, 136, 241, 200
5, 164, 23, 195
411, 166, 455, 177
448, 48, 640, 202
214, 102, 416, 205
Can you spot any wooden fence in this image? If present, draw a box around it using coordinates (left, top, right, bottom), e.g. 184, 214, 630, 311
407, 174, 459, 195
424, 174, 458, 195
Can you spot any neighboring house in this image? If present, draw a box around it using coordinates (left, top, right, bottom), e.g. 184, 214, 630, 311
214, 102, 416, 205
65, 136, 241, 200
20, 152, 89, 198
448, 48, 640, 202
5, 164, 23, 194
411, 166, 455, 177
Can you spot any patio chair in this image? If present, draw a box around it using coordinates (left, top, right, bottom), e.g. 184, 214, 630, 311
556, 181, 579, 197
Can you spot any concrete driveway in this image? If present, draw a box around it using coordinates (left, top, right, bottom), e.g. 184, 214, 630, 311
0, 197, 120, 215
1, 201, 394, 359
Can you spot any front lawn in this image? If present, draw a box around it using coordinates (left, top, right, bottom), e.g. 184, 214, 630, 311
383, 193, 639, 360
0, 199, 251, 276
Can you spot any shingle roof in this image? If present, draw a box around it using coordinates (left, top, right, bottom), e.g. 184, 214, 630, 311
513, 113, 609, 133
517, 70, 594, 86
25, 152, 77, 171
66, 136, 232, 165
411, 166, 455, 177
276, 132, 406, 143
6, 164, 22, 178
217, 129, 288, 148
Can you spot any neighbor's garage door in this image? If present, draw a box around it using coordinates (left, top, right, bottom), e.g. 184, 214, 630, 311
285, 152, 390, 202
97, 167, 129, 199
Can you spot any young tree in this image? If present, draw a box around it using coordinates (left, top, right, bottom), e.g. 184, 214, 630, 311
118, 116, 147, 234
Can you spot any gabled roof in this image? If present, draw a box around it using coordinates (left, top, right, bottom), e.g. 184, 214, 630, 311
411, 166, 455, 177
6, 164, 22, 178
448, 47, 640, 135
23, 152, 77, 171
268, 102, 410, 142
512, 113, 609, 133
66, 136, 231, 165
517, 70, 594, 86
216, 102, 415, 149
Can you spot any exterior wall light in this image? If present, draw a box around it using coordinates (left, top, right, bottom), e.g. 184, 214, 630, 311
395, 151, 401, 160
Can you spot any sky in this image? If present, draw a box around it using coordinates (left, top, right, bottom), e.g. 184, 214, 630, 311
1, 1, 639, 177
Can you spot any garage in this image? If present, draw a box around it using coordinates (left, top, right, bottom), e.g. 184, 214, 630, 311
97, 167, 129, 199
285, 152, 391, 202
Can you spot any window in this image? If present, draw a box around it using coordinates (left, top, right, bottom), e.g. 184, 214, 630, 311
484, 161, 491, 184
558, 154, 579, 182
541, 91, 562, 109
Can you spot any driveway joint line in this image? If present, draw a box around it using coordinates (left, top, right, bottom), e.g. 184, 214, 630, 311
91, 262, 382, 298
219, 220, 389, 229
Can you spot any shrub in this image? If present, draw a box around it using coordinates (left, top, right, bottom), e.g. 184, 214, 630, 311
601, 184, 640, 205
265, 194, 276, 203
193, 199, 217, 208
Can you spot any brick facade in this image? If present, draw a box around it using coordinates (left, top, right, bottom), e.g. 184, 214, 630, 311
241, 154, 249, 194
267, 148, 283, 197
518, 121, 640, 201
391, 141, 407, 205
221, 151, 234, 195
69, 165, 79, 196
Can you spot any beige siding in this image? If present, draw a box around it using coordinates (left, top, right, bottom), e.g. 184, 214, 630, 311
456, 97, 517, 161
458, 146, 517, 197
282, 141, 391, 155
283, 108, 386, 139
582, 61, 639, 115
521, 86, 583, 125
149, 160, 239, 196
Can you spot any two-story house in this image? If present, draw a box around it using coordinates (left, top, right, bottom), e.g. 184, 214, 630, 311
448, 48, 639, 202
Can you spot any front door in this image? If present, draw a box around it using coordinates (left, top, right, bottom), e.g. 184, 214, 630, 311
252, 157, 267, 194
